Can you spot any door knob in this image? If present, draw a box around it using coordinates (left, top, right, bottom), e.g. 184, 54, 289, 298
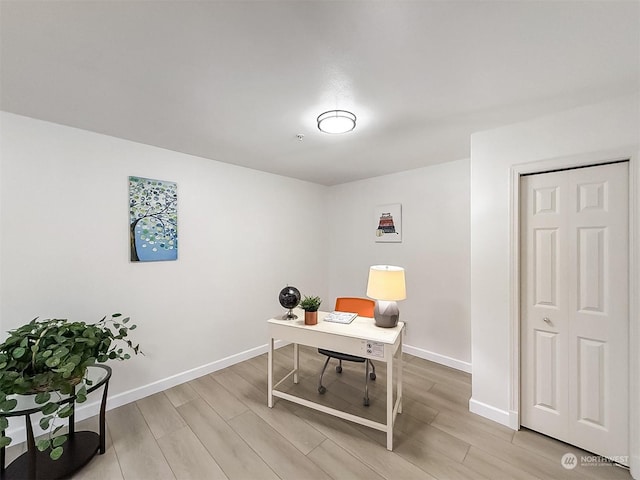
543, 317, 551, 324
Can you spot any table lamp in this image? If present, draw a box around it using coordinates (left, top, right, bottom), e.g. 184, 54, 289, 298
366, 265, 406, 328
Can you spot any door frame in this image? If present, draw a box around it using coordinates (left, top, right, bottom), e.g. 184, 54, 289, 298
508, 148, 639, 475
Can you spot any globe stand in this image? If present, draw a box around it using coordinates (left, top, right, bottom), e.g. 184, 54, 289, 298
282, 309, 298, 320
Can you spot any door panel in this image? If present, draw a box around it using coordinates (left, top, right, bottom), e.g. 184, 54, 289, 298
535, 186, 558, 214
534, 228, 558, 306
534, 330, 558, 411
578, 181, 607, 212
568, 162, 628, 460
521, 171, 568, 440
577, 227, 606, 313
521, 161, 628, 463
578, 337, 606, 427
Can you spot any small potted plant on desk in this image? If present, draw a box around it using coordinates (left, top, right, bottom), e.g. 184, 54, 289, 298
299, 296, 322, 325
0, 313, 141, 466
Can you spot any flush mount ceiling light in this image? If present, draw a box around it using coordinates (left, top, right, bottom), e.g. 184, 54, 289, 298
317, 110, 356, 134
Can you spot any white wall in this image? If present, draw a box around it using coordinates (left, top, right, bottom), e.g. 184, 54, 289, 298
0, 112, 329, 412
327, 159, 471, 370
0, 112, 472, 445
470, 94, 639, 474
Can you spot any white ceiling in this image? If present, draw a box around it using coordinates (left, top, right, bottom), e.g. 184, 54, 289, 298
1, 1, 638, 185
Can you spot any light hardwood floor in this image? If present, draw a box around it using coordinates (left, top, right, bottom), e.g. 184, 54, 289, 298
6, 345, 632, 479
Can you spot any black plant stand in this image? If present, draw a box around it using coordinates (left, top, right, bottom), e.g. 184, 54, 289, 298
0, 365, 111, 480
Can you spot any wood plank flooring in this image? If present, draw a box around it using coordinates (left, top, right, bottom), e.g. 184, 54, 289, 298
5, 344, 632, 479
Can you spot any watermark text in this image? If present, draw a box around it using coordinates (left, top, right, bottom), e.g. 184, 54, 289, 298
561, 453, 628, 469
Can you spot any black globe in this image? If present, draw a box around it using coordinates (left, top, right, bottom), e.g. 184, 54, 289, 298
279, 286, 301, 309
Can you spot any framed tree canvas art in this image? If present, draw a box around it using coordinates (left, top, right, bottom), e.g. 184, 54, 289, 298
129, 176, 178, 262
374, 203, 402, 243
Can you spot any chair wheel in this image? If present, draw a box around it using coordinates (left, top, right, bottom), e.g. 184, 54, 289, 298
363, 398, 370, 407
318, 386, 326, 394
370, 372, 376, 380
335, 366, 342, 373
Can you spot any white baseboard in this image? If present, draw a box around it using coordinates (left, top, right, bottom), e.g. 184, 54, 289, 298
403, 344, 472, 373
469, 397, 518, 430
104, 340, 289, 411
5, 340, 289, 445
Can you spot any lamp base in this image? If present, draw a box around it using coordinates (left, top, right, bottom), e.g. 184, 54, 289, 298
282, 309, 298, 320
374, 300, 399, 328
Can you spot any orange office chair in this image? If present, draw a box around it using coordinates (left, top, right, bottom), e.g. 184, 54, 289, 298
318, 297, 377, 406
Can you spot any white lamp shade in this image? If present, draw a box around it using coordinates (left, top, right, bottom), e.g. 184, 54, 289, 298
366, 265, 406, 301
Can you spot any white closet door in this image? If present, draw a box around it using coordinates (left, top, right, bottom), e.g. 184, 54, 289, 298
521, 161, 628, 463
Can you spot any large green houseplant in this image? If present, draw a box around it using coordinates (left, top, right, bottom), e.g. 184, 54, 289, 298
0, 313, 141, 459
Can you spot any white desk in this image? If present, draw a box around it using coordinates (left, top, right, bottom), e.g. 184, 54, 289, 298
267, 309, 404, 450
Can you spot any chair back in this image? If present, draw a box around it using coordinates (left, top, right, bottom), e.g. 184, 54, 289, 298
334, 297, 375, 317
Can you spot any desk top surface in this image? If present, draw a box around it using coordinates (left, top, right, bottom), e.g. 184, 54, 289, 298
268, 309, 404, 344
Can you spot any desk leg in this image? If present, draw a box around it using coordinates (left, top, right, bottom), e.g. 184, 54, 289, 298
293, 343, 299, 384
398, 339, 403, 414
268, 337, 274, 408
386, 353, 393, 451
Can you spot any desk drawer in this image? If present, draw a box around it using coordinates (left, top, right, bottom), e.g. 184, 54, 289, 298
270, 324, 398, 361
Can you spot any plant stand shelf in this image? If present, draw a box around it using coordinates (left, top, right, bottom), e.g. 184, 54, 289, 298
1, 365, 111, 480
2, 431, 100, 480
